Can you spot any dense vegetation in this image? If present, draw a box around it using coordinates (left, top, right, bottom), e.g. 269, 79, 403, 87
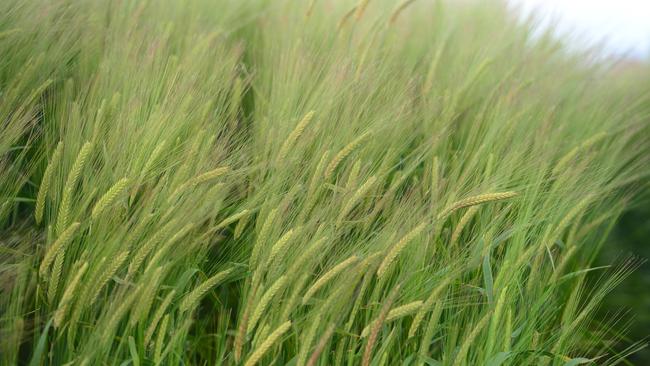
1, 0, 648, 365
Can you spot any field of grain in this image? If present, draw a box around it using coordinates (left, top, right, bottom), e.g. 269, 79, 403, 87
1, 1, 649, 365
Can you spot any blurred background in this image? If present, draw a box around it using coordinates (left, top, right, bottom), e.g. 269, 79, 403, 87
509, 0, 649, 362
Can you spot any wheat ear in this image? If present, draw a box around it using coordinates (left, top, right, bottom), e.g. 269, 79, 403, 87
450, 206, 479, 247
265, 228, 297, 269
297, 314, 322, 366
355, 0, 371, 20
389, 0, 417, 24
306, 323, 336, 366
35, 141, 63, 225
39, 222, 80, 276
154, 314, 170, 363
452, 311, 492, 366
437, 191, 517, 220
91, 177, 130, 220
324, 132, 370, 180
48, 251, 65, 303
377, 222, 427, 278
408, 277, 452, 338
87, 250, 129, 306
179, 267, 234, 312
169, 166, 230, 200
361, 301, 423, 337
302, 255, 360, 304
244, 321, 292, 366
57, 141, 93, 234
54, 261, 88, 327
144, 289, 176, 347
248, 276, 288, 335
250, 207, 278, 268
362, 284, 401, 366
214, 209, 250, 230
336, 176, 377, 226
277, 111, 315, 163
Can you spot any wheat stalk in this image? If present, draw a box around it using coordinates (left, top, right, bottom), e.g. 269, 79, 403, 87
87, 250, 129, 306
179, 267, 234, 312
154, 314, 170, 363
265, 228, 297, 270
297, 314, 322, 366
276, 110, 315, 163
35, 141, 63, 225
306, 323, 336, 366
408, 277, 452, 338
91, 177, 130, 220
214, 209, 250, 231
57, 141, 93, 234
39, 222, 80, 276
336, 176, 377, 226
389, 0, 417, 25
250, 207, 278, 268
48, 251, 65, 303
244, 321, 292, 366
324, 132, 370, 180
361, 301, 422, 337
54, 261, 88, 327
450, 205, 479, 247
362, 284, 401, 366
248, 275, 288, 335
355, 0, 371, 20
452, 311, 492, 366
437, 191, 517, 220
377, 222, 427, 278
302, 255, 360, 305
144, 289, 176, 347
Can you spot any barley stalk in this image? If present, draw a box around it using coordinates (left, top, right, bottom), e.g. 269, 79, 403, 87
214, 209, 250, 231
362, 284, 401, 366
306, 323, 336, 366
302, 255, 360, 305
91, 177, 130, 220
265, 228, 297, 270
389, 0, 418, 24
179, 267, 234, 312
35, 141, 63, 225
336, 176, 377, 226
154, 314, 170, 363
297, 314, 322, 366
250, 207, 278, 268
361, 301, 422, 337
452, 311, 492, 366
244, 321, 292, 366
408, 277, 452, 338
57, 141, 93, 234
87, 250, 129, 306
437, 191, 517, 220
144, 289, 176, 347
48, 251, 65, 303
248, 275, 288, 334
39, 222, 80, 276
377, 222, 427, 278
450, 206, 479, 247
324, 132, 370, 180
277, 111, 315, 163
355, 0, 371, 20
54, 261, 88, 327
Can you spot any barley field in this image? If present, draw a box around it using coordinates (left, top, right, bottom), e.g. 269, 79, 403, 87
1, 0, 649, 365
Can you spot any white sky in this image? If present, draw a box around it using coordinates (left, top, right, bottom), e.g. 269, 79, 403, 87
508, 0, 650, 59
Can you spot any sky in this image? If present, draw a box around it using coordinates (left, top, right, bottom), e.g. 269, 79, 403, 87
508, 0, 650, 59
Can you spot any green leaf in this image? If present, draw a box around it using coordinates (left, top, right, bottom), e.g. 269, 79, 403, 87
128, 336, 140, 366
563, 357, 593, 366
29, 318, 52, 366
487, 351, 513, 366
483, 250, 494, 304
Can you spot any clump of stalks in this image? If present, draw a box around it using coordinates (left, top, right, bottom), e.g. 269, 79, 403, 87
0, 0, 649, 365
